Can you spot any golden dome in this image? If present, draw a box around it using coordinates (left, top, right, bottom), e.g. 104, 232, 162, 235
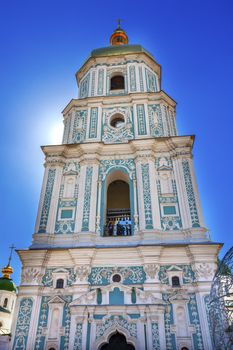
110, 20, 128, 46
2, 265, 13, 279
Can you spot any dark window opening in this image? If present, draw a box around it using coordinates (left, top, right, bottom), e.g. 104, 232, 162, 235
110, 114, 125, 128
172, 276, 180, 287
181, 348, 189, 350
3, 298, 8, 308
110, 75, 125, 90
105, 180, 131, 237
56, 279, 64, 289
100, 332, 135, 350
112, 274, 121, 282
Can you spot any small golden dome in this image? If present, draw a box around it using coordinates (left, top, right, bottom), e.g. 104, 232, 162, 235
2, 265, 13, 279
110, 20, 128, 46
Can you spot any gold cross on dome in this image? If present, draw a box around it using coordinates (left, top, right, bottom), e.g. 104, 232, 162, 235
117, 19, 123, 28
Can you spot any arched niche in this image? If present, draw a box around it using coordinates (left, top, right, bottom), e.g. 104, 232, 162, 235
48, 308, 60, 339
100, 331, 135, 350
100, 168, 134, 237
110, 74, 125, 91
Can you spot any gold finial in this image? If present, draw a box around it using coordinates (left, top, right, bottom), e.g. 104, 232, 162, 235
110, 20, 128, 46
2, 244, 15, 279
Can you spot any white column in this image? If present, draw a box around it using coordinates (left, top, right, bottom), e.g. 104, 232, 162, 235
189, 158, 205, 227
133, 103, 138, 136
135, 159, 145, 230
47, 165, 63, 234
133, 178, 139, 233
137, 320, 145, 349
75, 164, 86, 232
144, 103, 150, 136
68, 314, 77, 349
142, 64, 147, 92
96, 179, 102, 234
97, 105, 102, 141
196, 292, 213, 350
157, 313, 166, 349
27, 295, 41, 349
86, 107, 91, 141
89, 162, 99, 232
173, 156, 191, 229
81, 316, 88, 350
149, 160, 161, 229
34, 166, 49, 233
68, 109, 76, 144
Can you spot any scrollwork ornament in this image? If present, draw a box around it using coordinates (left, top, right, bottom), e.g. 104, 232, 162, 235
21, 267, 43, 285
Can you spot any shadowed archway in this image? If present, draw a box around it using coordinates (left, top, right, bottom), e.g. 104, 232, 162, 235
100, 332, 135, 350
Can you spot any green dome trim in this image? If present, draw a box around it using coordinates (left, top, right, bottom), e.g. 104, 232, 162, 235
0, 277, 16, 292
90, 44, 154, 60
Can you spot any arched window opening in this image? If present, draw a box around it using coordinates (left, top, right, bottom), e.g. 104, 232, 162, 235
172, 276, 180, 287
105, 180, 131, 237
181, 348, 189, 350
48, 348, 56, 350
100, 332, 135, 350
56, 279, 64, 289
3, 298, 8, 308
110, 75, 125, 90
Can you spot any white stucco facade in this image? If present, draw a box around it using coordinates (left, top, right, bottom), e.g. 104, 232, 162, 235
11, 32, 221, 350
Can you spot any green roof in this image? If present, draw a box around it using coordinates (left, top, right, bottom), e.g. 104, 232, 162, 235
0, 278, 16, 292
90, 44, 154, 60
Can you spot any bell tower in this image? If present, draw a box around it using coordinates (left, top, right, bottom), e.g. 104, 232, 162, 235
11, 26, 221, 350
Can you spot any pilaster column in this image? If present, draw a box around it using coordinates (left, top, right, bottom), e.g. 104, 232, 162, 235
148, 159, 161, 230
68, 313, 77, 349
188, 157, 205, 227
195, 292, 213, 350
144, 103, 150, 137
95, 179, 102, 234
133, 178, 139, 233
35, 165, 49, 233
46, 164, 63, 234
135, 157, 145, 230
89, 162, 99, 232
75, 164, 87, 232
172, 155, 191, 228
27, 295, 42, 349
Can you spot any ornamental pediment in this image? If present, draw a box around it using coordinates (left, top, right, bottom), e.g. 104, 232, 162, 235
48, 295, 66, 304
69, 284, 166, 308
69, 290, 96, 307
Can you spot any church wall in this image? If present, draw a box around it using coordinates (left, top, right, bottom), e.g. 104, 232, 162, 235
32, 135, 209, 247
11, 244, 219, 350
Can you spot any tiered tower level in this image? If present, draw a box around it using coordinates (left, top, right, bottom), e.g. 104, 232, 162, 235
12, 27, 222, 350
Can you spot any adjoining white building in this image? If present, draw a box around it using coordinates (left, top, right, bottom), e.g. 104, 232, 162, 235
11, 24, 222, 350
0, 261, 17, 350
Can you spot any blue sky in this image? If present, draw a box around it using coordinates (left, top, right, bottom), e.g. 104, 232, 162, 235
0, 0, 232, 285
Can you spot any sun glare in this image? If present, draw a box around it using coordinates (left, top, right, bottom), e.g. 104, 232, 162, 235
49, 121, 64, 145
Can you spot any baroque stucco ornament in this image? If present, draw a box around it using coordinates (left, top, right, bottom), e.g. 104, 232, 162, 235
102, 107, 134, 144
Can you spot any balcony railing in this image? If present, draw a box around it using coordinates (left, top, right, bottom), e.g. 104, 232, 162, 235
104, 208, 132, 237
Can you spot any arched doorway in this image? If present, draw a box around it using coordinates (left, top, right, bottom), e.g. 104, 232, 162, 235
105, 179, 131, 236
100, 332, 135, 350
